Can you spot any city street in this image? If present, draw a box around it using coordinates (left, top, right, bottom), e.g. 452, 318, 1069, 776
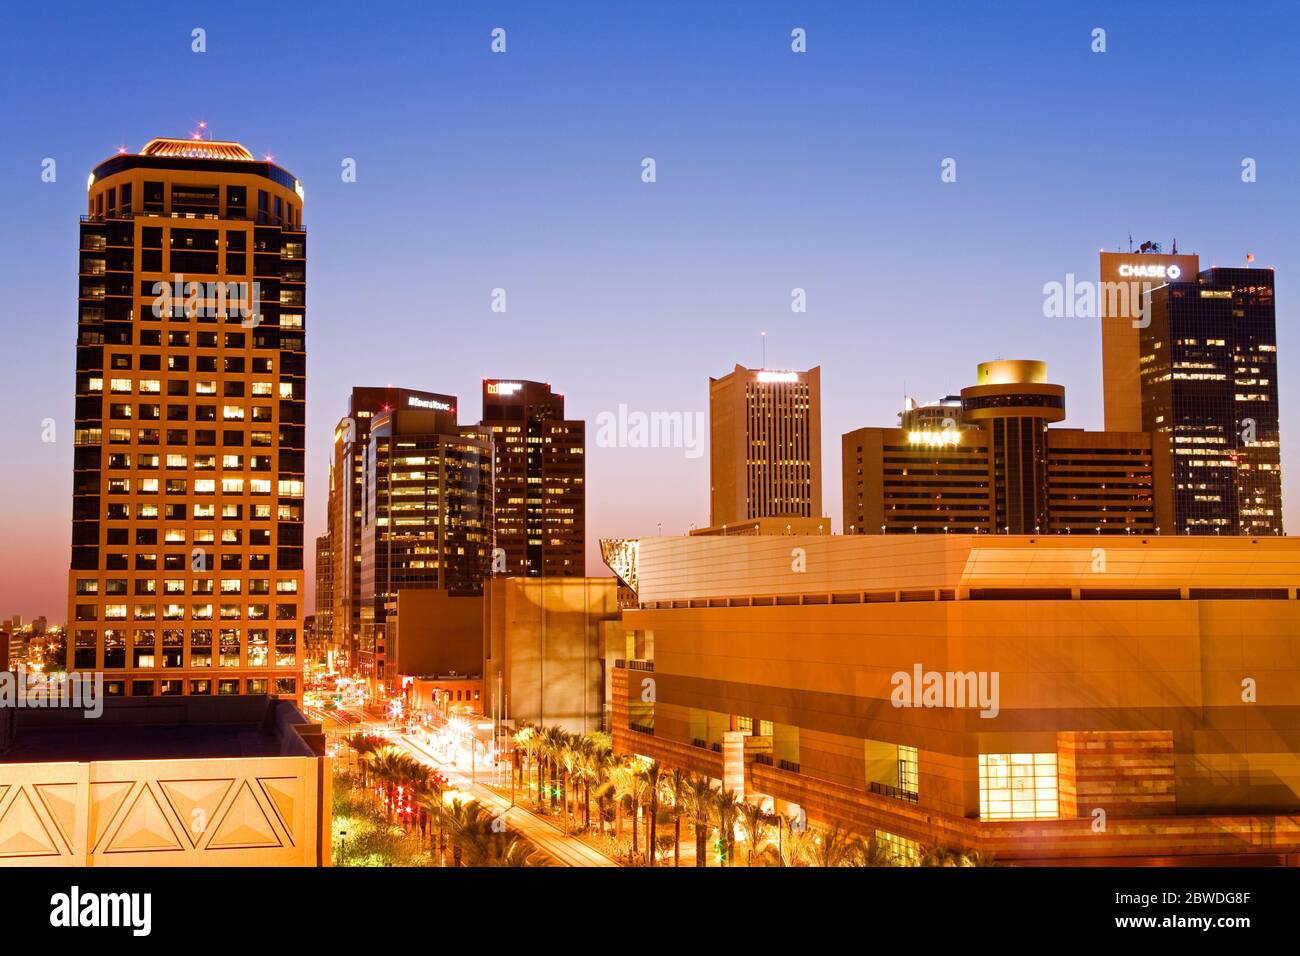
396, 734, 620, 868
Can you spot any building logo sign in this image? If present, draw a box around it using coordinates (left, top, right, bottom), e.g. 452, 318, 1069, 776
408, 396, 451, 411
908, 429, 961, 447
486, 382, 522, 396
1116, 263, 1181, 280
756, 370, 799, 383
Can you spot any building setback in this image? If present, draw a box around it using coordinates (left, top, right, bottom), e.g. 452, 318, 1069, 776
844, 361, 1160, 535
710, 365, 822, 527
480, 379, 585, 577
68, 137, 306, 699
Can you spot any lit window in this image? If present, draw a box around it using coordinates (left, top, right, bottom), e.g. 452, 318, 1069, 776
978, 753, 1058, 820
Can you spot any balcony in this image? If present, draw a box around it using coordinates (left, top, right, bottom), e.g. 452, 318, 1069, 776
869, 781, 920, 804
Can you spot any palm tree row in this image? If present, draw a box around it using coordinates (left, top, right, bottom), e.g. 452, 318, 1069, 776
508, 723, 995, 867
342, 732, 546, 866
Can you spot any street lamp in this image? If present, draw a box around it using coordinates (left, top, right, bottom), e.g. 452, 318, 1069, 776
339, 829, 348, 867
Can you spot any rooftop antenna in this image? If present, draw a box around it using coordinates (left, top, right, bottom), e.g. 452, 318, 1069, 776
1128, 233, 1133, 253
1172, 238, 1178, 254
761, 331, 767, 369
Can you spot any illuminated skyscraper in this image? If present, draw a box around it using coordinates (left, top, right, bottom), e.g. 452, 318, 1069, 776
480, 380, 585, 576
68, 136, 307, 698
1141, 267, 1283, 534
329, 386, 462, 667
356, 404, 494, 684
709, 365, 822, 527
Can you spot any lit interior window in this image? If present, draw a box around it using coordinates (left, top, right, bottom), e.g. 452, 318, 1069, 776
978, 753, 1058, 820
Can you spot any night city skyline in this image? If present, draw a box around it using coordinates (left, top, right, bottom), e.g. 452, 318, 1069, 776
4, 2, 1300, 622
6, 6, 1300, 922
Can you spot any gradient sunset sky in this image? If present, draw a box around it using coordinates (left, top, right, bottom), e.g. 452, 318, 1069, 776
3, 1, 1299, 621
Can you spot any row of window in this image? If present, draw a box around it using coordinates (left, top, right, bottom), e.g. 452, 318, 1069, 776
96, 677, 297, 698
76, 603, 297, 621
77, 577, 297, 595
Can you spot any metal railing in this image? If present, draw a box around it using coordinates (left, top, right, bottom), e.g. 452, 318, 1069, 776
869, 781, 919, 803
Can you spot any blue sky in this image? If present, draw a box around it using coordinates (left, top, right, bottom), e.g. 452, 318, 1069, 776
3, 0, 1299, 619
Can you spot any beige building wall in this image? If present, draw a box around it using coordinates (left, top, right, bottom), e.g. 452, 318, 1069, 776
484, 577, 618, 734
0, 752, 328, 867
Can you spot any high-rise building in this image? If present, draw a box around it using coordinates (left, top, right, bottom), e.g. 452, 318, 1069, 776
328, 386, 458, 669
67, 137, 307, 699
1099, 248, 1201, 432
1141, 267, 1283, 534
312, 531, 333, 664
356, 405, 494, 683
844, 360, 1160, 535
709, 365, 822, 527
479, 379, 585, 576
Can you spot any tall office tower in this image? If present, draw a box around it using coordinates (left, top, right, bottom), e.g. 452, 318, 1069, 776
844, 360, 1158, 535
709, 365, 822, 526
480, 380, 586, 576
313, 531, 333, 664
1100, 248, 1201, 432
1142, 267, 1283, 534
68, 137, 306, 699
329, 386, 460, 667
356, 406, 494, 684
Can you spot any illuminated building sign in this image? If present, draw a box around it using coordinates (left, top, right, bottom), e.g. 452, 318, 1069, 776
756, 371, 799, 383
1117, 263, 1181, 280
908, 429, 961, 447
486, 382, 522, 396
408, 396, 451, 411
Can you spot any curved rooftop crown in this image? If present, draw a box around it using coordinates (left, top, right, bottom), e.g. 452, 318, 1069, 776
140, 137, 255, 161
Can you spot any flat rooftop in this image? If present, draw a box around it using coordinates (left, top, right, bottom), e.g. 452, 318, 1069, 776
0, 695, 318, 763
618, 534, 1300, 605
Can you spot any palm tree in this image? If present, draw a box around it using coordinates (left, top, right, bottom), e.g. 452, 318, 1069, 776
682, 774, 715, 867
809, 821, 855, 867
541, 726, 567, 812
512, 724, 539, 805
855, 833, 896, 867
713, 788, 740, 867
736, 800, 770, 866
637, 760, 662, 866
441, 797, 490, 867
346, 733, 382, 787
778, 812, 813, 867
607, 760, 639, 856
484, 834, 546, 867
367, 746, 409, 821
662, 767, 686, 867
413, 784, 446, 862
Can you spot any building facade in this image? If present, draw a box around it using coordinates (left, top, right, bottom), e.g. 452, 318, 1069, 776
844, 361, 1160, 535
479, 379, 586, 577
1099, 248, 1202, 433
709, 365, 822, 527
328, 387, 459, 669
68, 137, 306, 699
605, 533, 1300, 865
355, 406, 494, 681
1142, 268, 1283, 535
